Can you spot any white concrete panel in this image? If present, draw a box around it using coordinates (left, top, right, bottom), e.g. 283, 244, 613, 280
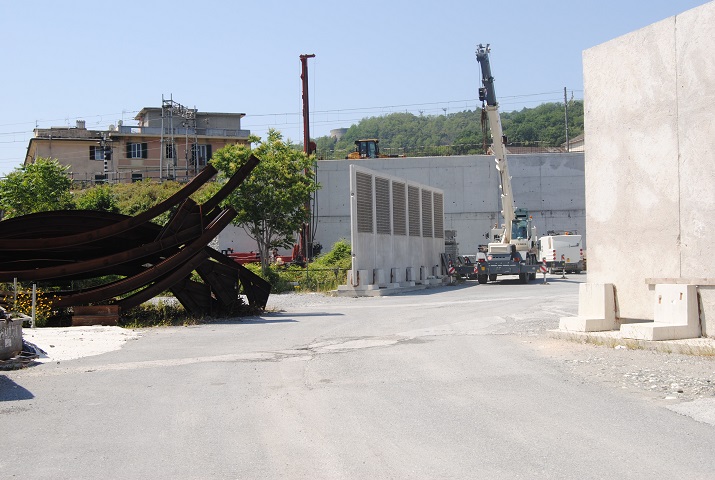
583, 13, 681, 320
580, 2, 715, 334
676, 3, 715, 282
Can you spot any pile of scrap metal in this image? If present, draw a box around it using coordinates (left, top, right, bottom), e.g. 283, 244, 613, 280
0, 155, 270, 323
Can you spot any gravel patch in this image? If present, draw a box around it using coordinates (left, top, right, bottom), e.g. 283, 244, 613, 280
264, 291, 363, 310
524, 336, 715, 404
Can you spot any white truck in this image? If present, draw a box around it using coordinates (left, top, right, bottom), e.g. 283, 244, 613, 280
538, 233, 584, 274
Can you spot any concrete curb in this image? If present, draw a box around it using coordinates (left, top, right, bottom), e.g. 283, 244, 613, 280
548, 329, 715, 356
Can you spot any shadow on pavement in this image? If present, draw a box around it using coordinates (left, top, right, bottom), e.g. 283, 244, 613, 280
0, 375, 34, 401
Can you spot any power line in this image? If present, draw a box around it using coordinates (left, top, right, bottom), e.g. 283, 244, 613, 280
0, 91, 583, 162
0, 110, 141, 128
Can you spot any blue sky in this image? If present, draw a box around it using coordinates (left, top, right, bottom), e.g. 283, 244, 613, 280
0, 0, 709, 176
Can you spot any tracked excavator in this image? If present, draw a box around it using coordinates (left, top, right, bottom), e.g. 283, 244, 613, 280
346, 139, 403, 159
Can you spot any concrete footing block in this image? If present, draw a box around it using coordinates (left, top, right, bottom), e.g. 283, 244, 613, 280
373, 269, 387, 288
559, 283, 616, 332
419, 266, 428, 283
391, 268, 403, 284
337, 283, 379, 292
347, 269, 370, 287
621, 284, 700, 340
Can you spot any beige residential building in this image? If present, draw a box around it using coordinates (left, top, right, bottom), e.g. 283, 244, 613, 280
25, 103, 250, 184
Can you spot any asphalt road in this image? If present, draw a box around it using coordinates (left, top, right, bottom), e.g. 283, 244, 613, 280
2, 277, 715, 479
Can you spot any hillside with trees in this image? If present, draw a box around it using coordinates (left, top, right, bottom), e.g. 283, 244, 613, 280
313, 100, 583, 159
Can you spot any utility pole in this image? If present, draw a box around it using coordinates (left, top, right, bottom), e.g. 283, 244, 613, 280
300, 53, 315, 263
564, 87, 570, 152
100, 133, 111, 182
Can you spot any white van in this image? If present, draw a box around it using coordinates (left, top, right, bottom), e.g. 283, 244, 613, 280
538, 234, 583, 274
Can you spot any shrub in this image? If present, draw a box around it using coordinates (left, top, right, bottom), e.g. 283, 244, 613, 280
10, 287, 60, 328
247, 239, 352, 293
119, 300, 195, 328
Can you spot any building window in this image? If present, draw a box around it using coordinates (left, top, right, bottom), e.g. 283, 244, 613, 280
126, 142, 148, 159
165, 143, 176, 159
89, 145, 107, 161
191, 144, 212, 167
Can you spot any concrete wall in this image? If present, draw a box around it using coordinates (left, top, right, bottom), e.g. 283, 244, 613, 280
313, 153, 585, 258
348, 165, 444, 286
583, 2, 715, 333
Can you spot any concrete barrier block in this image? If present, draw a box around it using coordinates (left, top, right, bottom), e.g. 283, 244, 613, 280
347, 269, 371, 287
0, 319, 23, 360
559, 283, 617, 332
621, 284, 700, 340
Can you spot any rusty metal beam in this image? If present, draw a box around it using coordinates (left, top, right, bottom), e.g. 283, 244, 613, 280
0, 153, 267, 316
116, 249, 211, 312
0, 164, 218, 251
204, 247, 272, 310
0, 222, 202, 282
54, 208, 236, 307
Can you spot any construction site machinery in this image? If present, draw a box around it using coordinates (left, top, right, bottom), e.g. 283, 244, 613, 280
473, 44, 538, 284
346, 139, 403, 159
538, 232, 584, 274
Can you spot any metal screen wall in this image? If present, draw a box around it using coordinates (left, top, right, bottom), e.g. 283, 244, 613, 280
433, 192, 444, 239
375, 177, 391, 235
421, 189, 433, 238
392, 181, 407, 236
349, 164, 445, 286
356, 171, 373, 234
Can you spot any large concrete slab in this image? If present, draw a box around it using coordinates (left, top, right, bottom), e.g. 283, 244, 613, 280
582, 2, 715, 334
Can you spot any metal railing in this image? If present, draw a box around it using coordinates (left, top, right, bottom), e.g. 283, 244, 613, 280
314, 142, 570, 160
117, 125, 250, 138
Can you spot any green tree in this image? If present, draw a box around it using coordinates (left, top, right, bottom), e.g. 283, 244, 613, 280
211, 130, 319, 273
314, 101, 584, 158
112, 179, 182, 225
74, 184, 120, 213
0, 157, 74, 219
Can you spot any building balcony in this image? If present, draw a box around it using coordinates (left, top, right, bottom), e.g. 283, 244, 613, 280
116, 125, 250, 138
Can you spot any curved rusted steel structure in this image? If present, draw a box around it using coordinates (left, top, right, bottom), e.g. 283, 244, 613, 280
0, 155, 270, 319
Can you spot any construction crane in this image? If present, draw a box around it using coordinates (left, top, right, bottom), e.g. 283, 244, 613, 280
473, 44, 538, 284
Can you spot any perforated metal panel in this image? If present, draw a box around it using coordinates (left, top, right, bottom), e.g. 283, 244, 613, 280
375, 177, 391, 235
392, 181, 406, 236
421, 189, 433, 237
356, 172, 373, 233
408, 185, 420, 237
433, 192, 444, 238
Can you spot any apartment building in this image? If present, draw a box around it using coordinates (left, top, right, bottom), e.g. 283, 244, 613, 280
24, 102, 250, 184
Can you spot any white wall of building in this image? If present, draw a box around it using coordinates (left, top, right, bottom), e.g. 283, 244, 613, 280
583, 2, 715, 333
